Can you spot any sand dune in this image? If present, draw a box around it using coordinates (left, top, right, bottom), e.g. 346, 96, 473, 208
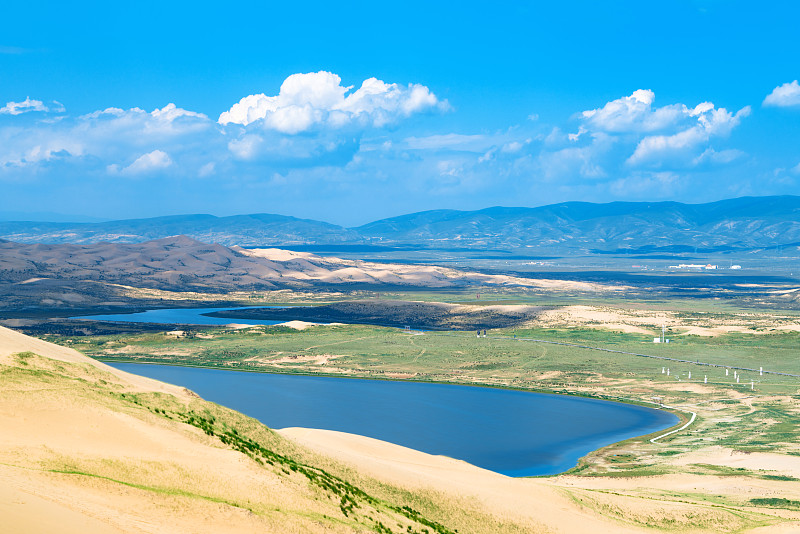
2, 325, 474, 533
537, 304, 800, 337
280, 428, 800, 533
669, 446, 800, 478
280, 428, 646, 534
0, 325, 186, 396
240, 246, 629, 291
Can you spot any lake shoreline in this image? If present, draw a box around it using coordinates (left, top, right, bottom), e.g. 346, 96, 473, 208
102, 358, 683, 477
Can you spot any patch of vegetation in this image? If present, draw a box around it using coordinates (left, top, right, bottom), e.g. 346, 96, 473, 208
688, 464, 751, 477
13, 351, 35, 365
46, 467, 250, 509
585, 465, 669, 478
760, 474, 799, 482
749, 498, 800, 509
607, 454, 636, 463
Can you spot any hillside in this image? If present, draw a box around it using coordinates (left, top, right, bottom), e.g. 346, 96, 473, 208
0, 325, 504, 533
0, 236, 622, 315
2, 196, 799, 254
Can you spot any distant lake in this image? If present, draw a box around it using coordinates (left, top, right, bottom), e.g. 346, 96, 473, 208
75, 307, 289, 326
108, 363, 678, 477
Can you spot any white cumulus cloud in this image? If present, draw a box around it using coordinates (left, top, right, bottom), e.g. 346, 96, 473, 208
0, 97, 50, 115
219, 71, 446, 133
763, 80, 800, 108
627, 105, 750, 167
81, 104, 210, 139
581, 89, 689, 133
529, 90, 754, 183
109, 149, 173, 176
151, 103, 207, 122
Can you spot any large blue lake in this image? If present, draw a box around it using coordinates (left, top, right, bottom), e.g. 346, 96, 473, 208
108, 363, 678, 477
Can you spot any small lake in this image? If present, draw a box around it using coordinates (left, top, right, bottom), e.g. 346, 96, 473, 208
75, 307, 288, 326
108, 363, 678, 477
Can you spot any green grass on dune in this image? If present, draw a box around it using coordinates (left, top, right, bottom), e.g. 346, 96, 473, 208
4, 352, 536, 534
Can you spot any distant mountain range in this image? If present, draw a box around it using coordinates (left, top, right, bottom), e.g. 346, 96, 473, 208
2, 196, 799, 255
0, 214, 359, 246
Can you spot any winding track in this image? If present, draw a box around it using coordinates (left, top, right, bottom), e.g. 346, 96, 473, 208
649, 408, 697, 443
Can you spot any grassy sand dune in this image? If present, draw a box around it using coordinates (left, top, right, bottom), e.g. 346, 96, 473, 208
3, 324, 800, 532
1, 325, 503, 533
281, 428, 649, 534
281, 428, 800, 533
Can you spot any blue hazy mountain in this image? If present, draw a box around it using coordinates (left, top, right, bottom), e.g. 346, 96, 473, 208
357, 196, 800, 254
1, 196, 799, 254
0, 213, 360, 247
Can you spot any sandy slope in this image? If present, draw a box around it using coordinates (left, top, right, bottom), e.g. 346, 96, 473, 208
2, 325, 456, 533
3, 325, 800, 533
279, 428, 646, 534
0, 326, 186, 396
536, 305, 800, 336
281, 428, 800, 533
669, 446, 800, 478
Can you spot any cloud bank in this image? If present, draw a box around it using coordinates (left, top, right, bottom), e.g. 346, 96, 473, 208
218, 71, 446, 133
0, 102, 211, 171
522, 90, 752, 187
0, 78, 784, 222
626, 101, 751, 167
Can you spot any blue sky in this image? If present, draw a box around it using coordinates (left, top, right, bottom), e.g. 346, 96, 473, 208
1, 0, 799, 225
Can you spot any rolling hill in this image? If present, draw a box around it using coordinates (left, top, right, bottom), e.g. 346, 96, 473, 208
0, 236, 620, 315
